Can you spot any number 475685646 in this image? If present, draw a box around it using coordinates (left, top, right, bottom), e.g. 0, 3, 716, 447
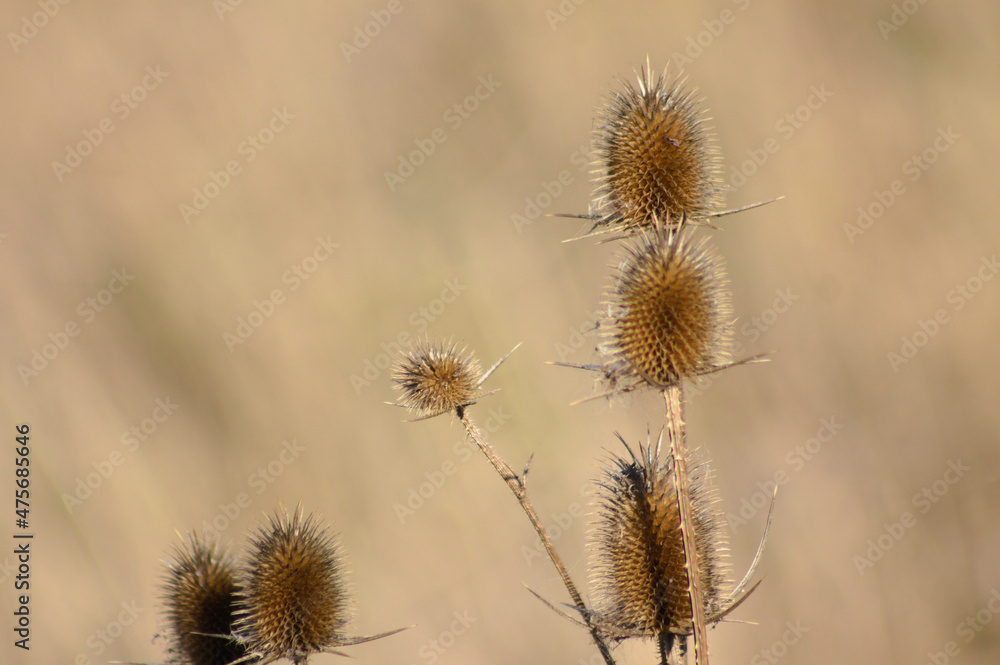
15, 424, 30, 523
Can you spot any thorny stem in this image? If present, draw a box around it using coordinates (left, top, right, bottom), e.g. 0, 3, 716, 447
664, 384, 709, 665
458, 407, 617, 665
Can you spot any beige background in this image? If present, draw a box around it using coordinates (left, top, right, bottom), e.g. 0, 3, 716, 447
2, 2, 998, 664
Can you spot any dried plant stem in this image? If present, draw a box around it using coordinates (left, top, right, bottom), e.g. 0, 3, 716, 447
458, 407, 617, 665
664, 384, 709, 665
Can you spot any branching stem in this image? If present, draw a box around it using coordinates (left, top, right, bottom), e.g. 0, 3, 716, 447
458, 407, 616, 665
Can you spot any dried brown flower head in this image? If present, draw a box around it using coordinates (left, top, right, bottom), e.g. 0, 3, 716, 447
599, 227, 732, 393
233, 507, 405, 665
591, 64, 721, 234
589, 435, 730, 646
392, 339, 519, 420
161, 534, 248, 665
235, 508, 351, 665
391, 339, 482, 419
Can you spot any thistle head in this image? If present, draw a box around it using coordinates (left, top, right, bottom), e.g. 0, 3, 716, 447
599, 226, 732, 393
160, 534, 248, 665
391, 338, 482, 419
588, 436, 730, 642
392, 339, 520, 420
591, 64, 721, 234
235, 508, 351, 665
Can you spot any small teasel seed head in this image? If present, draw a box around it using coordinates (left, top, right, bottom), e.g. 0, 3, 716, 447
235, 507, 350, 665
392, 338, 483, 418
161, 534, 248, 665
599, 227, 732, 392
591, 64, 722, 233
588, 438, 730, 641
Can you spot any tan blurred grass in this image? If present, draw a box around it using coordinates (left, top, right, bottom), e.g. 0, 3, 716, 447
2, 2, 999, 664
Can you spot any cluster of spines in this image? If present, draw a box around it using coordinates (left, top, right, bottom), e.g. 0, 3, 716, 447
160, 507, 399, 665
588, 437, 729, 648
590, 65, 722, 235
161, 536, 248, 665
599, 226, 733, 393
235, 508, 351, 665
391, 338, 483, 419
563, 63, 739, 401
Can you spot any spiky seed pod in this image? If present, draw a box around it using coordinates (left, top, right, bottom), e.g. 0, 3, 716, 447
599, 227, 732, 392
591, 65, 721, 233
236, 508, 350, 665
589, 438, 730, 644
161, 534, 248, 665
392, 339, 483, 418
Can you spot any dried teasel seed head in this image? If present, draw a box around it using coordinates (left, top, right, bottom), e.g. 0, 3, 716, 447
591, 64, 721, 234
161, 534, 248, 665
235, 507, 351, 665
589, 436, 730, 642
599, 227, 732, 392
392, 339, 483, 419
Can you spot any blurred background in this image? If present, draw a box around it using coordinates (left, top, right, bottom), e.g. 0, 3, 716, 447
2, 2, 998, 664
